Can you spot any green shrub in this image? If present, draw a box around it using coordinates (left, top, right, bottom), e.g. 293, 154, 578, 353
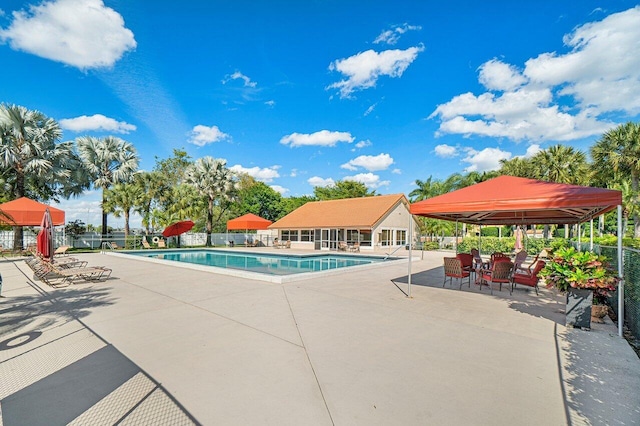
125, 235, 143, 249
457, 236, 553, 255
480, 227, 499, 237
422, 241, 440, 251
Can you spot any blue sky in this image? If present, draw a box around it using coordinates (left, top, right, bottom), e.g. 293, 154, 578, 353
1, 0, 640, 227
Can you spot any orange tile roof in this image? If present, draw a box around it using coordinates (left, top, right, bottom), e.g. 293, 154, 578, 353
269, 194, 408, 229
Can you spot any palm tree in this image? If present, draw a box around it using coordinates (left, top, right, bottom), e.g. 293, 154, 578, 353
0, 104, 89, 249
409, 177, 444, 202
76, 136, 139, 240
499, 157, 538, 179
185, 157, 237, 246
591, 122, 640, 237
103, 182, 143, 238
532, 144, 588, 184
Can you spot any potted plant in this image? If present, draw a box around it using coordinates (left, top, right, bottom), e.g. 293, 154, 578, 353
540, 247, 619, 329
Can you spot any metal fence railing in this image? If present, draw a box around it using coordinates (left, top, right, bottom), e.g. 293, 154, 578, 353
593, 245, 640, 342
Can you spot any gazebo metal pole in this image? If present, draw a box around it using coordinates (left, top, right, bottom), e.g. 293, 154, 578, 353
408, 214, 413, 298
590, 219, 594, 252
455, 221, 458, 253
577, 223, 581, 251
617, 205, 624, 337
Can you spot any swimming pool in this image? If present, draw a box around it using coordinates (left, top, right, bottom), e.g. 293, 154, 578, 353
120, 249, 401, 283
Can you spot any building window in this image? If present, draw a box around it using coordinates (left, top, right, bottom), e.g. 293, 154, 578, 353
396, 230, 406, 245
300, 230, 313, 241
380, 229, 392, 246
281, 230, 299, 241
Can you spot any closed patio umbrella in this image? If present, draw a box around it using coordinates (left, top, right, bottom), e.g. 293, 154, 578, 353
36, 208, 54, 261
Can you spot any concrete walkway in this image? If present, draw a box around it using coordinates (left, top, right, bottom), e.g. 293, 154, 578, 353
0, 250, 638, 425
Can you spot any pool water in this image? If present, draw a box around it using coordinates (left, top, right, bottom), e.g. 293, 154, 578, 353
129, 249, 389, 276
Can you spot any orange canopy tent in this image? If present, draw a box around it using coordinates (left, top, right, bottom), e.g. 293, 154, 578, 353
0, 197, 65, 226
408, 176, 625, 336
410, 176, 621, 225
227, 213, 272, 230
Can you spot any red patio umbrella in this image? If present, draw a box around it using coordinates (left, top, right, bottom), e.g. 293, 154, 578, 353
162, 220, 195, 238
36, 208, 54, 261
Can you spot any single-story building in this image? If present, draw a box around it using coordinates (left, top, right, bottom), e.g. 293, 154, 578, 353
268, 194, 418, 251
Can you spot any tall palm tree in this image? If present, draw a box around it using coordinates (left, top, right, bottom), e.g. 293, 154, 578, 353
103, 182, 143, 238
532, 144, 588, 185
76, 136, 139, 240
409, 176, 444, 202
591, 122, 640, 237
0, 104, 89, 249
185, 157, 237, 246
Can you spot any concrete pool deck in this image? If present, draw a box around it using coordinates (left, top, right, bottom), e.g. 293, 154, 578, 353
1, 249, 639, 425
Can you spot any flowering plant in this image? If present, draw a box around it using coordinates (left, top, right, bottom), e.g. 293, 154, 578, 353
540, 247, 619, 303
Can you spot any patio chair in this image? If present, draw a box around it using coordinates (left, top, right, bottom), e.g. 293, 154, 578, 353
511, 260, 546, 295
470, 248, 486, 270
349, 242, 360, 252
54, 245, 71, 256
491, 252, 510, 264
478, 260, 513, 295
338, 241, 348, 251
283, 240, 291, 249
456, 253, 474, 274
443, 257, 471, 289
157, 239, 166, 248
142, 238, 152, 249
512, 250, 528, 273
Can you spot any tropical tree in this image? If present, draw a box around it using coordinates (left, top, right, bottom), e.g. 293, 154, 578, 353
76, 136, 139, 240
591, 122, 640, 237
185, 157, 238, 246
103, 182, 143, 238
234, 177, 283, 221
0, 104, 89, 249
498, 157, 538, 179
409, 176, 444, 202
532, 144, 588, 185
314, 180, 375, 200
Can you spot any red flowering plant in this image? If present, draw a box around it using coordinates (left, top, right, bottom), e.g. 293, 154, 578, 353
539, 247, 619, 304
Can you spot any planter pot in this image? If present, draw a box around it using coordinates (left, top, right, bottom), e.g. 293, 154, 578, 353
566, 288, 593, 329
591, 305, 608, 323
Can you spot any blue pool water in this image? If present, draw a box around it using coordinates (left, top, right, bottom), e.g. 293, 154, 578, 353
129, 249, 389, 276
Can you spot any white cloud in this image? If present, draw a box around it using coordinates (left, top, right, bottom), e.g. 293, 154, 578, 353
364, 103, 377, 116
373, 23, 422, 45
188, 125, 230, 146
392, 168, 402, 174
270, 185, 288, 195
343, 172, 390, 189
59, 114, 136, 133
0, 0, 136, 69
523, 144, 542, 158
327, 46, 424, 98
478, 59, 527, 91
355, 140, 372, 149
434, 144, 458, 158
229, 164, 280, 182
430, 7, 640, 142
290, 169, 298, 177
341, 153, 394, 171
265, 100, 275, 107
280, 130, 354, 147
462, 147, 512, 172
222, 71, 257, 88
308, 176, 335, 187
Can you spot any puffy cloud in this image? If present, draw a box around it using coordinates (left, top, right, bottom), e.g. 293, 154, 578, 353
264, 100, 275, 107
59, 114, 136, 133
364, 103, 377, 116
270, 185, 288, 195
308, 176, 335, 187
341, 153, 394, 171
430, 7, 640, 142
327, 46, 424, 98
478, 59, 527, 91
462, 147, 512, 172
188, 125, 230, 146
0, 0, 136, 69
229, 164, 280, 182
354, 140, 372, 149
392, 168, 402, 175
373, 23, 422, 45
280, 130, 354, 147
523, 144, 542, 158
222, 71, 257, 88
343, 172, 390, 189
434, 144, 458, 158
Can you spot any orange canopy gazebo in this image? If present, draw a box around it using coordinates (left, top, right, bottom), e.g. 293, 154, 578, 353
227, 213, 272, 231
0, 197, 65, 226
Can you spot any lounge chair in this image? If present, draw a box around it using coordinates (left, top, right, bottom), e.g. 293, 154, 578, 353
54, 245, 71, 256
142, 238, 151, 249
25, 257, 111, 286
157, 239, 166, 248
110, 242, 120, 250
338, 241, 348, 251
273, 238, 281, 248
283, 240, 291, 249
348, 242, 360, 252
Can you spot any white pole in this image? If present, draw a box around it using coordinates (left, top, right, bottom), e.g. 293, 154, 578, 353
577, 223, 581, 251
617, 205, 624, 337
455, 221, 458, 253
590, 219, 594, 252
408, 215, 413, 298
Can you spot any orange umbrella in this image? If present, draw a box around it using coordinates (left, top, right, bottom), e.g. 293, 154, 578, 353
226, 213, 272, 230
0, 197, 65, 226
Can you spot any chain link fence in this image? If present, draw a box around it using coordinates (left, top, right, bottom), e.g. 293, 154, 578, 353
594, 245, 640, 342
